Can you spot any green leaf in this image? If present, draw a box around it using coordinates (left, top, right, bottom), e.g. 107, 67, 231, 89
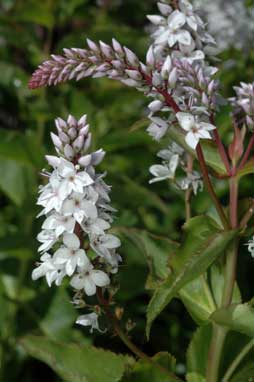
210, 264, 241, 306
236, 159, 254, 180
123, 352, 176, 382
116, 227, 177, 289
20, 335, 132, 382
186, 325, 212, 377
186, 373, 205, 382
146, 216, 237, 337
211, 303, 254, 337
40, 288, 76, 340
230, 363, 254, 382
179, 276, 216, 325
0, 159, 27, 205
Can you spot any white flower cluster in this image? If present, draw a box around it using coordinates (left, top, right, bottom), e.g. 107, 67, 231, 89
146, 0, 218, 191
32, 114, 121, 332
193, 0, 254, 52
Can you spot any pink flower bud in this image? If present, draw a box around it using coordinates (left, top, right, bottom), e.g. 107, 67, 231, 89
50, 133, 62, 149
78, 154, 92, 167
64, 144, 74, 160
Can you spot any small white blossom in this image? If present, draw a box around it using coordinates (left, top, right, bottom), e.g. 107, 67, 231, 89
246, 237, 254, 258
176, 112, 216, 149
32, 253, 65, 287
70, 263, 110, 296
76, 313, 105, 333
53, 233, 88, 276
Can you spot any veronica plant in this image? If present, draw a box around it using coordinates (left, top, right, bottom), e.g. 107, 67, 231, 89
29, 1, 254, 381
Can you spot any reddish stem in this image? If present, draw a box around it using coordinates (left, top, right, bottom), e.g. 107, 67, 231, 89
213, 129, 231, 175
237, 134, 254, 172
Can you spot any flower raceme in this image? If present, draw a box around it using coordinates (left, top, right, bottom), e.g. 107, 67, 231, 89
32, 114, 121, 331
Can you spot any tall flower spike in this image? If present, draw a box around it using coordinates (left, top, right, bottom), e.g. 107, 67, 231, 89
33, 114, 122, 332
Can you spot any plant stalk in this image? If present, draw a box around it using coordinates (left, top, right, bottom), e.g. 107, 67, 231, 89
206, 177, 239, 382
97, 290, 183, 382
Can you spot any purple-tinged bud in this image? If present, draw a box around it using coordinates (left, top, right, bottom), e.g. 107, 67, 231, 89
99, 41, 113, 59
148, 100, 163, 113
86, 38, 99, 53
79, 124, 89, 136
161, 56, 172, 79
146, 46, 155, 68
64, 144, 74, 160
125, 69, 142, 81
157, 2, 172, 16
147, 15, 165, 25
96, 63, 111, 72
168, 67, 178, 88
112, 38, 124, 56
246, 116, 254, 129
121, 78, 141, 87
208, 80, 215, 95
202, 92, 209, 106
50, 133, 62, 149
59, 131, 70, 144
78, 114, 87, 127
111, 60, 123, 70
68, 127, 77, 140
84, 133, 92, 151
91, 149, 106, 165
45, 155, 60, 167
78, 154, 92, 167
67, 115, 77, 127
124, 47, 139, 68
73, 135, 84, 151
152, 73, 162, 87
55, 117, 67, 131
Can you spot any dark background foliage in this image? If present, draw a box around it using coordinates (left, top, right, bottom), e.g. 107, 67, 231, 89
0, 0, 254, 381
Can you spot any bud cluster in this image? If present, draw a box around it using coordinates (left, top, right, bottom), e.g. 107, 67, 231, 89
231, 83, 254, 131
33, 114, 121, 332
29, 39, 150, 92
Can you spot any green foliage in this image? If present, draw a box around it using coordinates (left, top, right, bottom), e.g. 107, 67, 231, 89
146, 216, 238, 337
20, 335, 132, 382
211, 303, 254, 337
123, 352, 176, 382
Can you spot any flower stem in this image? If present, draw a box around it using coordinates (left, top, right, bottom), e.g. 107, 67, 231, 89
206, 177, 239, 382
196, 144, 229, 230
97, 290, 183, 382
213, 129, 231, 175
222, 338, 254, 381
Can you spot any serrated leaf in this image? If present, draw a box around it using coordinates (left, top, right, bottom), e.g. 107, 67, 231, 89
20, 335, 132, 382
123, 352, 176, 382
211, 303, 254, 337
146, 216, 237, 337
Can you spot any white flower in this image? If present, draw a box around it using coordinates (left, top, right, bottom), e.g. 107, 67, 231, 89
32, 253, 65, 286
37, 176, 63, 213
179, 0, 202, 31
76, 313, 105, 333
149, 157, 179, 184
246, 237, 254, 258
176, 112, 216, 149
147, 117, 168, 141
70, 263, 110, 296
155, 10, 192, 47
42, 213, 75, 237
90, 234, 121, 258
173, 40, 205, 63
57, 158, 94, 199
53, 233, 88, 276
62, 193, 98, 224
179, 171, 203, 195
82, 215, 110, 236
37, 230, 57, 253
